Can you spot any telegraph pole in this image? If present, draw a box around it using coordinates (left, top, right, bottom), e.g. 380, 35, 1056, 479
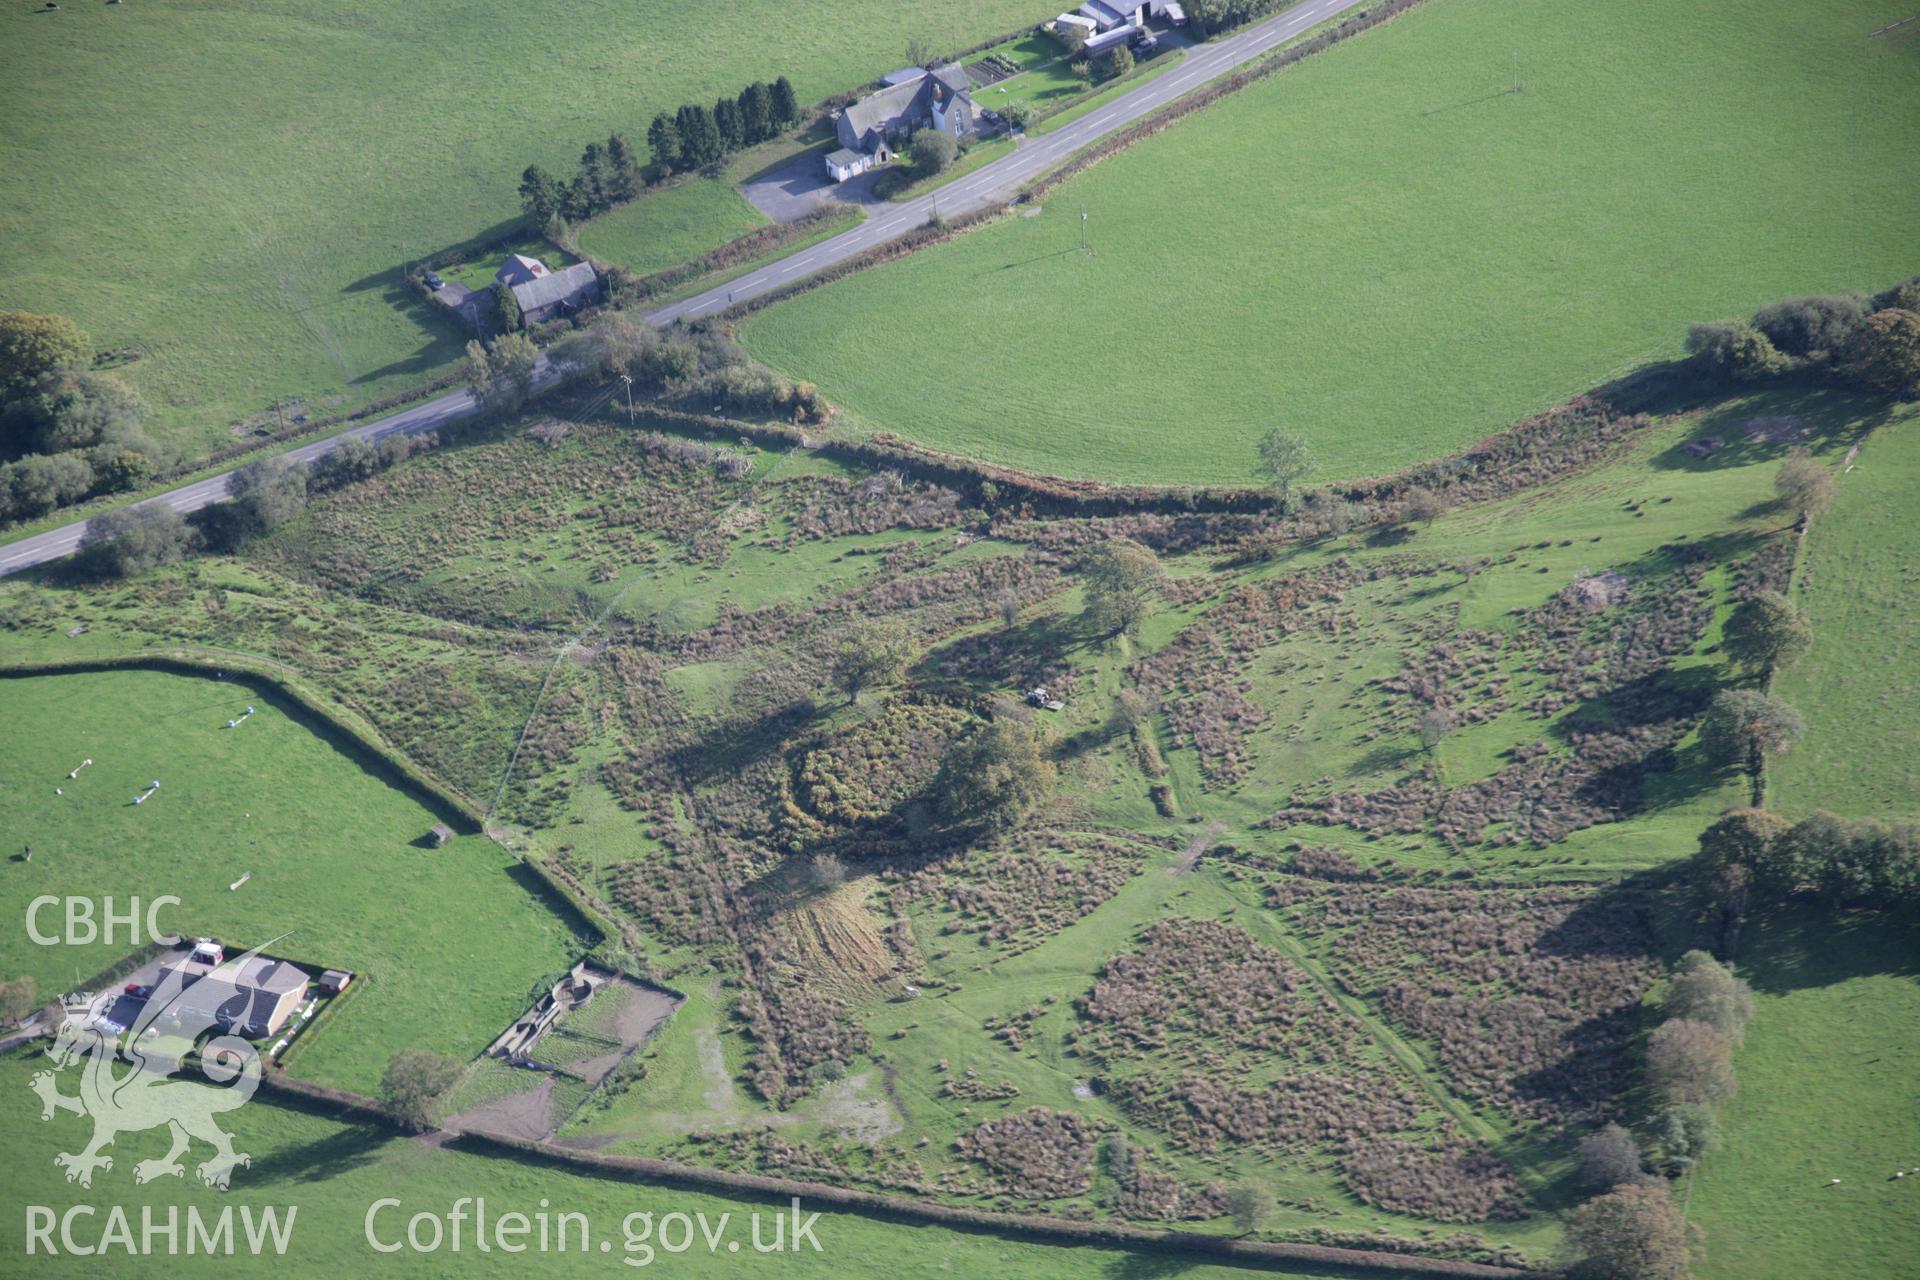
1080, 201, 1090, 255
619, 373, 635, 427
1510, 51, 1520, 94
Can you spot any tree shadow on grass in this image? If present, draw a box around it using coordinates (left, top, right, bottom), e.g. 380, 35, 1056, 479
1735, 905, 1920, 997
244, 1124, 387, 1186
917, 609, 1095, 691
340, 217, 531, 294
669, 697, 817, 786
1646, 383, 1899, 474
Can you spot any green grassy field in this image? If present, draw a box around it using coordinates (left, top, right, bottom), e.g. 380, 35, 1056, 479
1769, 407, 1920, 820
576, 174, 772, 278
0, 1056, 1382, 1280
0, 668, 584, 1093
0, 0, 1045, 463
741, 0, 1920, 485
1686, 908, 1920, 1280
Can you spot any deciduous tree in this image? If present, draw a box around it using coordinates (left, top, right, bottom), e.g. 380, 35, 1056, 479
1577, 1123, 1644, 1191
1645, 1018, 1736, 1107
1699, 688, 1803, 770
0, 976, 38, 1026
1772, 449, 1835, 520
1254, 427, 1312, 501
1844, 308, 1920, 392
380, 1048, 463, 1131
934, 716, 1056, 829
1662, 951, 1755, 1044
1720, 589, 1812, 673
1078, 537, 1165, 637
0, 310, 90, 398
78, 503, 190, 578
830, 618, 915, 702
1686, 319, 1786, 382
911, 129, 958, 179
1226, 1182, 1273, 1236
1566, 1182, 1694, 1280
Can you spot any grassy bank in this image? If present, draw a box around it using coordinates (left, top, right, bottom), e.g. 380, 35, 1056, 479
1769, 403, 1920, 819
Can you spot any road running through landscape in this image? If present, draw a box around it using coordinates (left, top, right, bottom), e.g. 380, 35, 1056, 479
0, 0, 1367, 579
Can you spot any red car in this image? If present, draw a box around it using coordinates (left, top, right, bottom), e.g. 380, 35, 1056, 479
124, 983, 155, 999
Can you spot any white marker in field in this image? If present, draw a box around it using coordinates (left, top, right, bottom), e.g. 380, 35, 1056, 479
229, 871, 252, 892
68, 758, 93, 780
134, 779, 161, 805
228, 706, 256, 729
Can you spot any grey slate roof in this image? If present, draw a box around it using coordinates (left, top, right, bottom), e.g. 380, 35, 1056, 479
510, 261, 598, 314
495, 253, 550, 287
839, 64, 974, 151
825, 147, 865, 168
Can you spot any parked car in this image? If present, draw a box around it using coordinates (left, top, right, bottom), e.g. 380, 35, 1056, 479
1130, 30, 1159, 53
124, 982, 155, 999
424, 271, 446, 290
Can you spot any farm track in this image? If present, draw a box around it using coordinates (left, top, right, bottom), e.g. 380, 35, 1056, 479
0, 0, 1371, 580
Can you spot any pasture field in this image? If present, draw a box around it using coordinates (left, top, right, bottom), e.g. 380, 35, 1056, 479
0, 0, 1044, 462
1769, 403, 1920, 819
740, 0, 1920, 485
0, 668, 585, 1094
1685, 908, 1920, 1280
0, 1057, 1378, 1280
576, 174, 773, 279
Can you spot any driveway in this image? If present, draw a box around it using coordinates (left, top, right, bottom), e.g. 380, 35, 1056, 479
740, 146, 889, 223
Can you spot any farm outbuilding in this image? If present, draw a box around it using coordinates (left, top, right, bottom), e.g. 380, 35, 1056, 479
428, 823, 455, 847
825, 147, 877, 183
160, 954, 310, 1038
319, 969, 354, 996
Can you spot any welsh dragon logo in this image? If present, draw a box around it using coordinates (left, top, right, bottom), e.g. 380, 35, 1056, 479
30, 941, 281, 1190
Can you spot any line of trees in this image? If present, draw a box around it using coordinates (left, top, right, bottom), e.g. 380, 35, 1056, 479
519, 133, 644, 228
0, 310, 177, 526
516, 74, 799, 229
1694, 806, 1920, 916
1686, 274, 1920, 395
647, 76, 799, 179
1564, 951, 1754, 1280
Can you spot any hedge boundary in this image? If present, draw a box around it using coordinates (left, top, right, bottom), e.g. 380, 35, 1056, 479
449, 1130, 1549, 1278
